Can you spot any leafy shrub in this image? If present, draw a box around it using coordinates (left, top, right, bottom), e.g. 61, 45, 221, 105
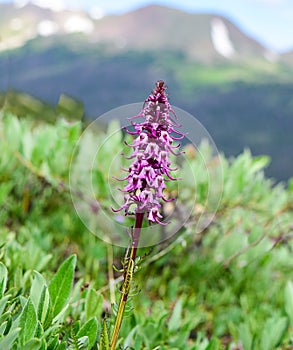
0, 111, 292, 349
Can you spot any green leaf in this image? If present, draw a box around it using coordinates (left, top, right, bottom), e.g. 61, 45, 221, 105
76, 318, 98, 349
124, 325, 139, 348
0, 321, 7, 335
41, 286, 54, 330
38, 284, 51, 325
260, 316, 288, 350
238, 323, 253, 350
48, 255, 76, 317
0, 295, 10, 318
0, 262, 8, 297
23, 338, 42, 350
205, 337, 222, 350
168, 299, 182, 332
99, 319, 109, 350
57, 341, 67, 350
85, 289, 103, 321
92, 170, 107, 198
0, 183, 13, 205
35, 321, 44, 338
250, 155, 270, 174
30, 271, 47, 312
0, 311, 12, 335
285, 280, 293, 327
19, 298, 38, 346
47, 335, 59, 350
0, 327, 20, 349
14, 265, 22, 291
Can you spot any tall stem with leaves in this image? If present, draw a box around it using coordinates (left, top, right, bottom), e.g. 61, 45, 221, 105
110, 212, 144, 349
110, 81, 183, 349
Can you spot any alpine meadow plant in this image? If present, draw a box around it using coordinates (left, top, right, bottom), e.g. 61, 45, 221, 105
110, 81, 184, 348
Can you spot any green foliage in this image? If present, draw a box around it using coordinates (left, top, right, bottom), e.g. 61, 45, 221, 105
99, 319, 110, 350
0, 111, 292, 349
48, 255, 76, 317
0, 252, 100, 349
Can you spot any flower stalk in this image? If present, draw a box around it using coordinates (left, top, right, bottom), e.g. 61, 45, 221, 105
110, 81, 183, 348
110, 212, 144, 350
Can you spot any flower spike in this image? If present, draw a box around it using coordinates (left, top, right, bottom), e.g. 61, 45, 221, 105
113, 81, 182, 225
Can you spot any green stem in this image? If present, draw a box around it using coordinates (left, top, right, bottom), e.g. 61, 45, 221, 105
110, 212, 144, 350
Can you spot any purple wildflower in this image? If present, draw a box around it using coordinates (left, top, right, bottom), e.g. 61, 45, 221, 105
113, 81, 184, 225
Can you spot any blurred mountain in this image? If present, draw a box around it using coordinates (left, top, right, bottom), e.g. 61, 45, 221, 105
0, 2, 292, 181
91, 5, 270, 63
0, 2, 93, 51
281, 50, 293, 65
0, 2, 281, 62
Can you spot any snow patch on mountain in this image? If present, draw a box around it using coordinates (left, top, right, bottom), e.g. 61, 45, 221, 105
64, 15, 94, 34
38, 20, 59, 36
211, 18, 235, 59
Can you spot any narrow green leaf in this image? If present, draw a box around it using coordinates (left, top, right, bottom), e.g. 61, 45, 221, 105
19, 298, 38, 346
99, 319, 109, 350
38, 285, 51, 326
35, 321, 44, 338
124, 325, 139, 348
0, 262, 8, 296
260, 317, 288, 350
30, 271, 47, 313
0, 295, 11, 318
1, 312, 12, 335
43, 288, 54, 330
285, 280, 293, 327
23, 338, 42, 350
39, 338, 46, 350
20, 296, 28, 308
57, 341, 67, 350
0, 327, 20, 349
85, 289, 103, 321
250, 155, 270, 174
0, 321, 7, 335
238, 323, 252, 350
14, 265, 22, 291
205, 337, 222, 350
36, 254, 53, 272
168, 299, 182, 332
77, 317, 98, 350
48, 255, 76, 317
47, 335, 59, 349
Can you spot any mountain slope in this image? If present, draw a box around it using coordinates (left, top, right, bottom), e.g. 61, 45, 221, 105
0, 2, 94, 51
91, 5, 270, 62
0, 3, 292, 181
0, 2, 274, 63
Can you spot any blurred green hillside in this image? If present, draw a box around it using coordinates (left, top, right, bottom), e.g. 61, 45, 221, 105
0, 3, 293, 181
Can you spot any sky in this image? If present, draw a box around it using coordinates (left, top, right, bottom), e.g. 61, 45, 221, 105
3, 0, 293, 52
